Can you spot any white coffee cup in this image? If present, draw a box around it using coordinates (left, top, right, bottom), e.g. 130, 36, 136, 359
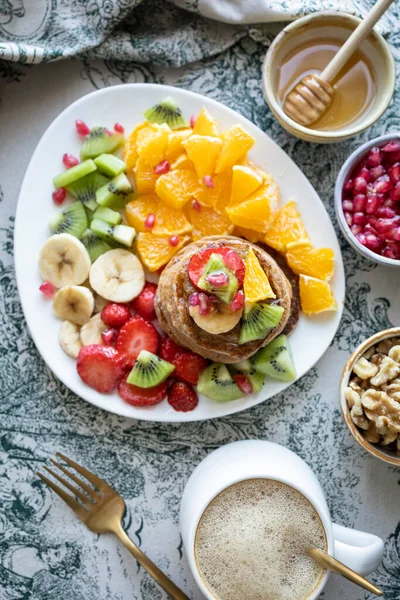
180, 440, 384, 600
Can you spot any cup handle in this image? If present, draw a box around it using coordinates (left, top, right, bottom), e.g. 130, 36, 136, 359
332, 523, 384, 576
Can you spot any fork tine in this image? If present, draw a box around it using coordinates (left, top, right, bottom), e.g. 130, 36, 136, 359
37, 471, 85, 514
50, 459, 101, 502
56, 452, 114, 493
43, 466, 93, 506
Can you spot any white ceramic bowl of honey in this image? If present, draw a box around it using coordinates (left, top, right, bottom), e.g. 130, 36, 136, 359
262, 11, 395, 143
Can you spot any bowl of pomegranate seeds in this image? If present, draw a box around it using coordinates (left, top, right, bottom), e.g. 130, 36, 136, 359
335, 134, 400, 266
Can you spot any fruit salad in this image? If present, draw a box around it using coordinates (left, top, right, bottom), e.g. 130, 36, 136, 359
38, 97, 337, 413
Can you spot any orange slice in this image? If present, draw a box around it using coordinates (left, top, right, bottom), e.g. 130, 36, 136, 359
195, 169, 232, 211
233, 226, 261, 244
264, 201, 309, 252
171, 154, 193, 170
134, 156, 159, 194
152, 203, 192, 236
286, 241, 335, 281
299, 275, 337, 315
136, 123, 170, 167
225, 183, 279, 232
165, 129, 192, 162
183, 135, 223, 179
244, 247, 276, 302
187, 204, 233, 241
155, 168, 201, 210
230, 165, 263, 205
123, 122, 148, 171
136, 233, 190, 272
125, 194, 158, 232
215, 125, 255, 173
192, 107, 219, 136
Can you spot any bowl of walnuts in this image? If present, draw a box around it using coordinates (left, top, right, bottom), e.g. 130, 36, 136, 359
340, 327, 400, 466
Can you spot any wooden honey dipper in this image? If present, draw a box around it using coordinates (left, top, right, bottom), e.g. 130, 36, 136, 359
283, 0, 394, 127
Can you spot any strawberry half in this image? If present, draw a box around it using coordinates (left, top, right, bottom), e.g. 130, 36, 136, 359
118, 375, 168, 406
188, 247, 245, 289
173, 351, 208, 386
77, 344, 125, 393
160, 336, 186, 362
130, 282, 158, 320
101, 302, 131, 328
168, 381, 198, 412
116, 316, 159, 367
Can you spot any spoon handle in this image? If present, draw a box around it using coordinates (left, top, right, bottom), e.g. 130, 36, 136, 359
308, 548, 382, 596
320, 0, 394, 83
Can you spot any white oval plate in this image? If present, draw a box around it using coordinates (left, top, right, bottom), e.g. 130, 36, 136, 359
15, 84, 345, 422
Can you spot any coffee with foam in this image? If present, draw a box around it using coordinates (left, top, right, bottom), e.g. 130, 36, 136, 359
194, 479, 326, 600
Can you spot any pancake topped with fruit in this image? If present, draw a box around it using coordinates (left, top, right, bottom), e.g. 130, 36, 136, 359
155, 236, 296, 366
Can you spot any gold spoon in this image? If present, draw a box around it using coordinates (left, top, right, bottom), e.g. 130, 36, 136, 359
283, 0, 395, 127
308, 548, 382, 596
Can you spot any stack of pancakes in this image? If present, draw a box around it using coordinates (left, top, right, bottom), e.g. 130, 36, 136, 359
155, 236, 299, 363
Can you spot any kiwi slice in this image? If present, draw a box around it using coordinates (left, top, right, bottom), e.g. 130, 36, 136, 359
239, 302, 284, 345
80, 127, 124, 160
66, 171, 109, 212
90, 218, 136, 247
93, 206, 121, 225
127, 350, 175, 388
197, 363, 243, 402
252, 335, 296, 382
49, 201, 88, 238
246, 369, 265, 393
81, 229, 112, 262
198, 254, 238, 304
53, 159, 96, 189
95, 173, 132, 209
94, 153, 126, 177
144, 97, 188, 130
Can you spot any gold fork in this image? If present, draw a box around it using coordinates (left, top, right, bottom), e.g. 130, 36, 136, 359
37, 453, 190, 600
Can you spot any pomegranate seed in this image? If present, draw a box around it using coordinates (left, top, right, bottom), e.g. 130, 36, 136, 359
382, 245, 397, 259
75, 120, 90, 136
169, 235, 179, 247
233, 374, 253, 395
198, 293, 212, 316
367, 147, 382, 167
351, 224, 363, 236
63, 153, 79, 169
353, 194, 367, 212
382, 141, 400, 153
353, 177, 367, 194
39, 281, 55, 297
344, 212, 353, 227
189, 293, 200, 306
353, 212, 366, 225
205, 271, 229, 288
366, 194, 380, 214
203, 175, 214, 188
356, 233, 367, 246
388, 163, 400, 183
364, 233, 381, 250
104, 128, 113, 136
358, 166, 370, 182
343, 179, 353, 192
390, 183, 400, 202
374, 174, 393, 194
114, 122, 124, 133
230, 290, 245, 312
190, 115, 196, 128
52, 187, 66, 205
375, 218, 395, 234
154, 160, 170, 175
370, 165, 385, 180
192, 199, 201, 212
144, 213, 155, 229
384, 198, 396, 209
390, 227, 400, 242
101, 328, 118, 346
376, 207, 395, 219
342, 199, 354, 212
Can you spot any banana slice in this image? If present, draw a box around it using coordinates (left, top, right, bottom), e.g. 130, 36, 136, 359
80, 313, 107, 346
59, 321, 82, 358
53, 285, 94, 325
39, 233, 91, 288
89, 249, 145, 303
93, 293, 108, 314
189, 304, 243, 334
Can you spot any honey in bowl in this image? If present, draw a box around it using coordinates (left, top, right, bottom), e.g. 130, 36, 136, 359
276, 23, 377, 132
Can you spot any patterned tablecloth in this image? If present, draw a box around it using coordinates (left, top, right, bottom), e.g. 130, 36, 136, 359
1, 1, 400, 599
